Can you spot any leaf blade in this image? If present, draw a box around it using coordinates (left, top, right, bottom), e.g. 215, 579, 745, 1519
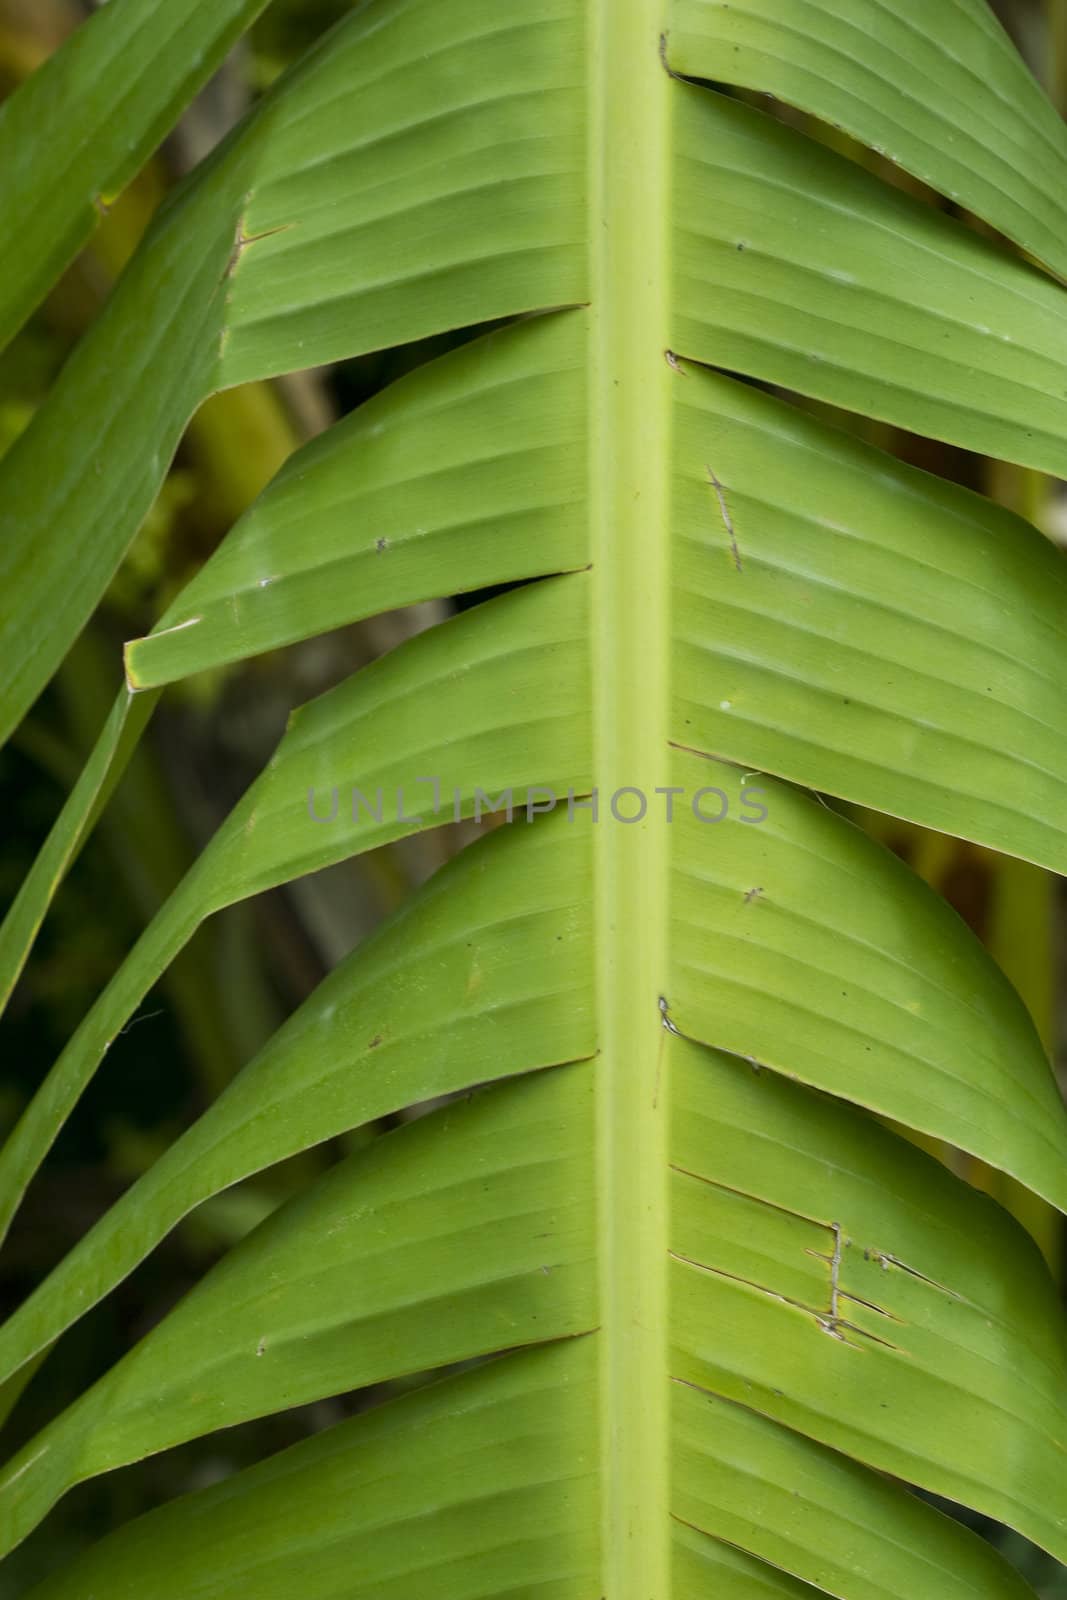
0, 812, 593, 1392
0, 0, 587, 748
126, 313, 588, 689
669, 0, 1067, 284
0, 1069, 596, 1556
673, 86, 1067, 472
672, 363, 1067, 871
24, 1343, 599, 1600
667, 752, 1067, 1211
0, 0, 270, 350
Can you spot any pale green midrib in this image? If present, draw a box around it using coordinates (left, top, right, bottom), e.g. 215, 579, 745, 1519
589, 6, 672, 1598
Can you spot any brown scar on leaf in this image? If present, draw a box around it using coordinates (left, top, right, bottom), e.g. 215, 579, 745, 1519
658, 31, 683, 79
665, 349, 686, 374
670, 1245, 901, 1352
671, 1164, 828, 1231
707, 463, 742, 572
367, 1034, 383, 1050
838, 1287, 903, 1323
828, 1221, 842, 1329
669, 1250, 899, 1350
668, 1250, 801, 1314
863, 1249, 964, 1300
826, 1319, 900, 1351
810, 1221, 844, 1339
658, 994, 683, 1037
654, 996, 680, 1109
226, 221, 294, 277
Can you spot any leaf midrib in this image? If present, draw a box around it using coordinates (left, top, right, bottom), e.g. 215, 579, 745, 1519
589, 7, 672, 1596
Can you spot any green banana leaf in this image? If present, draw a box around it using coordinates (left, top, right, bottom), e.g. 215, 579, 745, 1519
2, 0, 1067, 1595
0, 0, 273, 352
